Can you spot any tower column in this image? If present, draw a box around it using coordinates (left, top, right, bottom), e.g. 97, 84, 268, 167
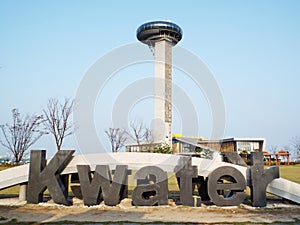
154, 40, 172, 146
136, 20, 182, 147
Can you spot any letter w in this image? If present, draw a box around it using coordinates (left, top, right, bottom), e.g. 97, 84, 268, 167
77, 165, 128, 206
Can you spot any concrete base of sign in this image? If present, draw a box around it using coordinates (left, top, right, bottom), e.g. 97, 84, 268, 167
0, 152, 299, 205
19, 183, 27, 201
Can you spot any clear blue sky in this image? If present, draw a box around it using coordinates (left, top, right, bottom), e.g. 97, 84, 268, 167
0, 0, 299, 157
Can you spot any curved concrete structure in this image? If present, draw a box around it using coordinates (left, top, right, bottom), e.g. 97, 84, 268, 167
0, 152, 299, 204
0, 163, 29, 190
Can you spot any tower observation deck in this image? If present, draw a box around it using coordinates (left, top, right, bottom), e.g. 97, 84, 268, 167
136, 21, 183, 146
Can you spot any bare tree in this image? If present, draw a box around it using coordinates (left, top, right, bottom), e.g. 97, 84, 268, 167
144, 127, 154, 144
43, 98, 74, 151
0, 109, 45, 164
129, 120, 154, 146
130, 120, 145, 146
291, 136, 300, 158
269, 145, 278, 155
283, 144, 291, 151
105, 128, 127, 152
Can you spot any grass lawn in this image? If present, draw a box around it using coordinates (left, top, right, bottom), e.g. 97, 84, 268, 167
0, 164, 299, 196
278, 164, 300, 183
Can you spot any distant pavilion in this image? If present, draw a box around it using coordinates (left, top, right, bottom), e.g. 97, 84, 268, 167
263, 151, 272, 166
275, 150, 290, 166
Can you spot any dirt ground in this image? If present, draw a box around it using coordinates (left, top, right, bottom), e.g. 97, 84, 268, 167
0, 198, 300, 224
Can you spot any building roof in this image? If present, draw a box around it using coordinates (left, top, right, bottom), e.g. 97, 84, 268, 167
263, 151, 272, 156
173, 137, 218, 152
275, 150, 290, 155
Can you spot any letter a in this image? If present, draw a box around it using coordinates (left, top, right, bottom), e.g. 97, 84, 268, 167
132, 166, 168, 206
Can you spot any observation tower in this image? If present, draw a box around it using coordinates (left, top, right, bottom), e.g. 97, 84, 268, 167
136, 21, 183, 146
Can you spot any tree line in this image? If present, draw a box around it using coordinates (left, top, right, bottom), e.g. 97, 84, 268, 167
0, 98, 168, 165
0, 98, 73, 164
105, 120, 172, 154
2, 98, 299, 164
105, 120, 154, 153
269, 137, 300, 161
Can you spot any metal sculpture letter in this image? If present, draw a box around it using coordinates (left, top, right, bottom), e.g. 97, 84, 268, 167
208, 166, 246, 206
132, 166, 168, 206
27, 150, 75, 205
77, 165, 128, 206
247, 152, 279, 207
176, 157, 200, 206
